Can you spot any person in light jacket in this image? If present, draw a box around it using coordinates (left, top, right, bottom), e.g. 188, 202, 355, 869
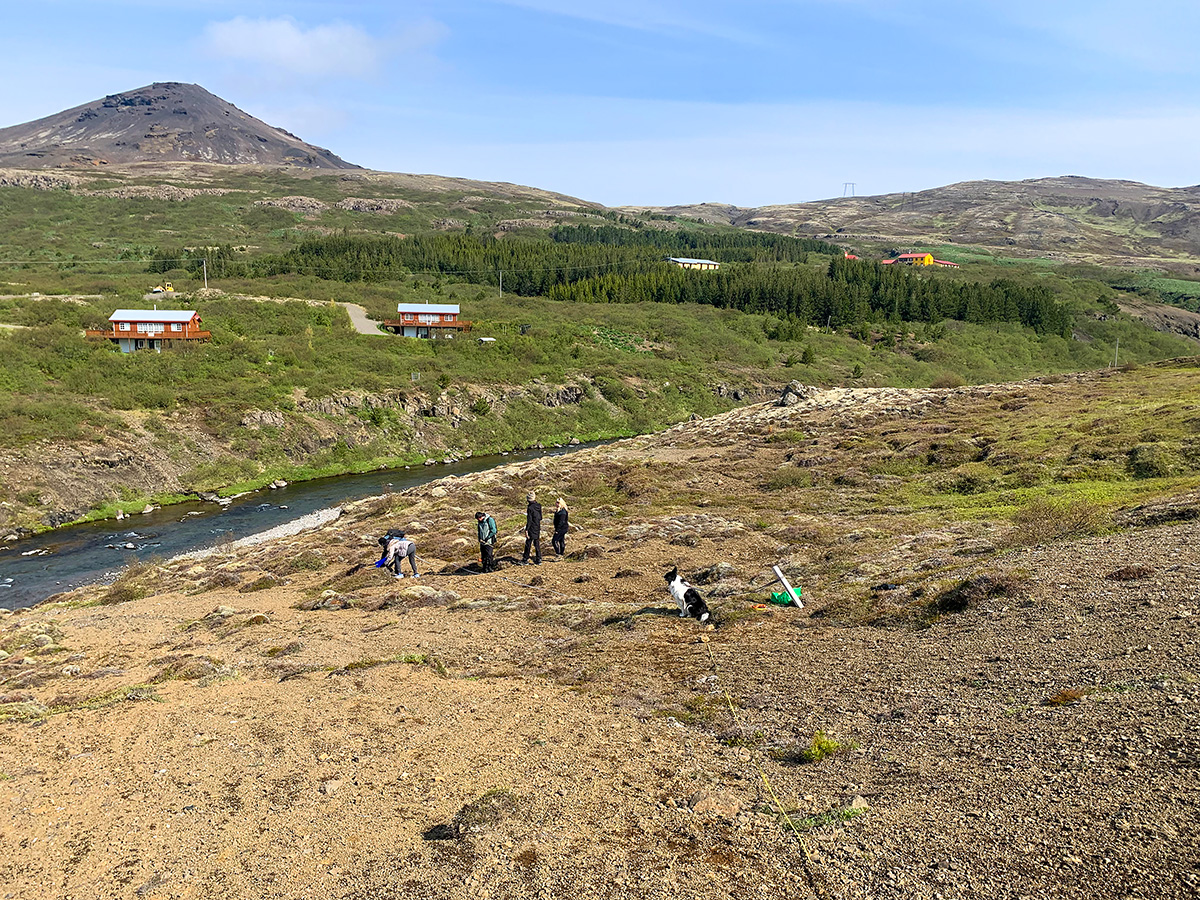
551, 497, 569, 556
476, 510, 497, 573
378, 531, 420, 578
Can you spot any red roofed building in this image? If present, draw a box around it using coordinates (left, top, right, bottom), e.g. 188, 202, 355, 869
87, 309, 211, 353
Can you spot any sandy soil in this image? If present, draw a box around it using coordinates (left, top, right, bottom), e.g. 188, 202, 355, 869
0, 384, 1197, 900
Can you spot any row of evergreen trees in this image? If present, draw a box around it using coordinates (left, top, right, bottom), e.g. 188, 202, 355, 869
547, 256, 1070, 334
169, 231, 1069, 335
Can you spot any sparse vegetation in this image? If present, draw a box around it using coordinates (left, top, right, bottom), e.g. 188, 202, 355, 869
770, 730, 849, 764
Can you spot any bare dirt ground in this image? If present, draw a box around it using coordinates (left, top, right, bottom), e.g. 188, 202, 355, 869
0, 381, 1197, 900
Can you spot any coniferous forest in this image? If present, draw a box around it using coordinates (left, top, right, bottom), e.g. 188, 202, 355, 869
183, 230, 1069, 335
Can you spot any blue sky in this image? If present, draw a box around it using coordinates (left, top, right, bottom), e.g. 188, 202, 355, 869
2, 0, 1198, 206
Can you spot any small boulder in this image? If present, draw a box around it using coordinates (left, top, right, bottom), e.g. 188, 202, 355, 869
687, 788, 742, 819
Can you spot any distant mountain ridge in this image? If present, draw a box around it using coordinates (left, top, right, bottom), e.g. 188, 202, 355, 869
2, 83, 1200, 266
0, 82, 358, 169
621, 176, 1200, 266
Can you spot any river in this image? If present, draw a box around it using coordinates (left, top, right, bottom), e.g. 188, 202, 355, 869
0, 444, 591, 610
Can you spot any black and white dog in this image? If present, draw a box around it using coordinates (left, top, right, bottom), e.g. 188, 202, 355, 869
664, 566, 710, 623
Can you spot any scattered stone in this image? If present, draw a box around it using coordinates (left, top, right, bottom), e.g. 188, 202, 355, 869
319, 778, 343, 796
688, 788, 742, 818
777, 381, 819, 407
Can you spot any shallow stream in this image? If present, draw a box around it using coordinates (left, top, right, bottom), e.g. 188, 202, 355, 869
0, 445, 588, 610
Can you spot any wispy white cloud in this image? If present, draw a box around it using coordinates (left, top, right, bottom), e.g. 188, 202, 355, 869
484, 0, 765, 44
201, 16, 384, 79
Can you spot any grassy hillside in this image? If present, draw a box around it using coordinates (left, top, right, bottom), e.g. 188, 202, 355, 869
0, 164, 1197, 531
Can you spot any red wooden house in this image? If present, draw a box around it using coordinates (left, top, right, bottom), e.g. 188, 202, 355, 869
87, 309, 211, 352
383, 303, 472, 338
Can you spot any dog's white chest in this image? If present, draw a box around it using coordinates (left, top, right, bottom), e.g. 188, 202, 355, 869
668, 578, 688, 605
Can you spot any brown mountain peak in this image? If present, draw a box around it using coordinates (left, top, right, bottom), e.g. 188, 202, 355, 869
0, 82, 359, 169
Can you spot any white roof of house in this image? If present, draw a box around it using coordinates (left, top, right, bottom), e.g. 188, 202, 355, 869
396, 303, 460, 314
109, 309, 198, 323
667, 257, 720, 265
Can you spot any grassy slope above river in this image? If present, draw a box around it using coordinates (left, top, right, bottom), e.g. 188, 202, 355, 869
1, 363, 1197, 899
0, 282, 1195, 534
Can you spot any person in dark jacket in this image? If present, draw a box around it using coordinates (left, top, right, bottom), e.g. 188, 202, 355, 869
522, 491, 542, 565
551, 497, 569, 556
476, 510, 498, 573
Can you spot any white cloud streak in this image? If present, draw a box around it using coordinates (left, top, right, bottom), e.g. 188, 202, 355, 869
201, 16, 382, 79
484, 0, 764, 44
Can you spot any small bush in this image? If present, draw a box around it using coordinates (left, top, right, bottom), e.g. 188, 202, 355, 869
931, 573, 1031, 613
202, 571, 242, 592
930, 372, 965, 389
238, 574, 282, 593
101, 561, 158, 605
1105, 565, 1154, 581
452, 788, 518, 837
1005, 498, 1110, 546
279, 550, 326, 574
1043, 687, 1086, 706
765, 467, 813, 491
770, 730, 847, 764
1127, 443, 1185, 479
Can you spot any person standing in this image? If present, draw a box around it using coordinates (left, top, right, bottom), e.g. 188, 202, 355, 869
522, 491, 543, 565
552, 497, 569, 556
476, 510, 497, 573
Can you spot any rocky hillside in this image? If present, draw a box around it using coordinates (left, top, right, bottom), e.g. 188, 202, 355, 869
0, 368, 1196, 899
622, 176, 1200, 268
0, 82, 357, 169
0, 376, 651, 533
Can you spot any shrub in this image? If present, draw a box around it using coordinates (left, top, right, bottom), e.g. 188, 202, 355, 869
931, 573, 1031, 613
765, 467, 813, 491
1126, 443, 1185, 479
1004, 498, 1110, 545
101, 561, 158, 605
452, 788, 518, 837
1043, 687, 1087, 706
770, 730, 847, 764
1105, 565, 1154, 581
930, 372, 965, 388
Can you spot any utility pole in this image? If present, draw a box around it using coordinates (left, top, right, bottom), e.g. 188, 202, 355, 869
499, 269, 502, 302
1113, 337, 1119, 367
843, 182, 856, 197
202, 258, 208, 290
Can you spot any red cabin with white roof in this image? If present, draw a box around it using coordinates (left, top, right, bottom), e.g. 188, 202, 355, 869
87, 309, 211, 352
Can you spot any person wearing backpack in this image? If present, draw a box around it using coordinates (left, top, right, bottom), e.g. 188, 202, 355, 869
475, 510, 498, 572
377, 531, 420, 578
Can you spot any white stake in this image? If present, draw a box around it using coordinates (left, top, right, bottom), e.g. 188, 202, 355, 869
772, 565, 804, 608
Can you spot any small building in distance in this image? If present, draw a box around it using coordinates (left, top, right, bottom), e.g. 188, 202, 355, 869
880, 252, 959, 268
667, 257, 720, 270
383, 303, 472, 339
86, 309, 211, 353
